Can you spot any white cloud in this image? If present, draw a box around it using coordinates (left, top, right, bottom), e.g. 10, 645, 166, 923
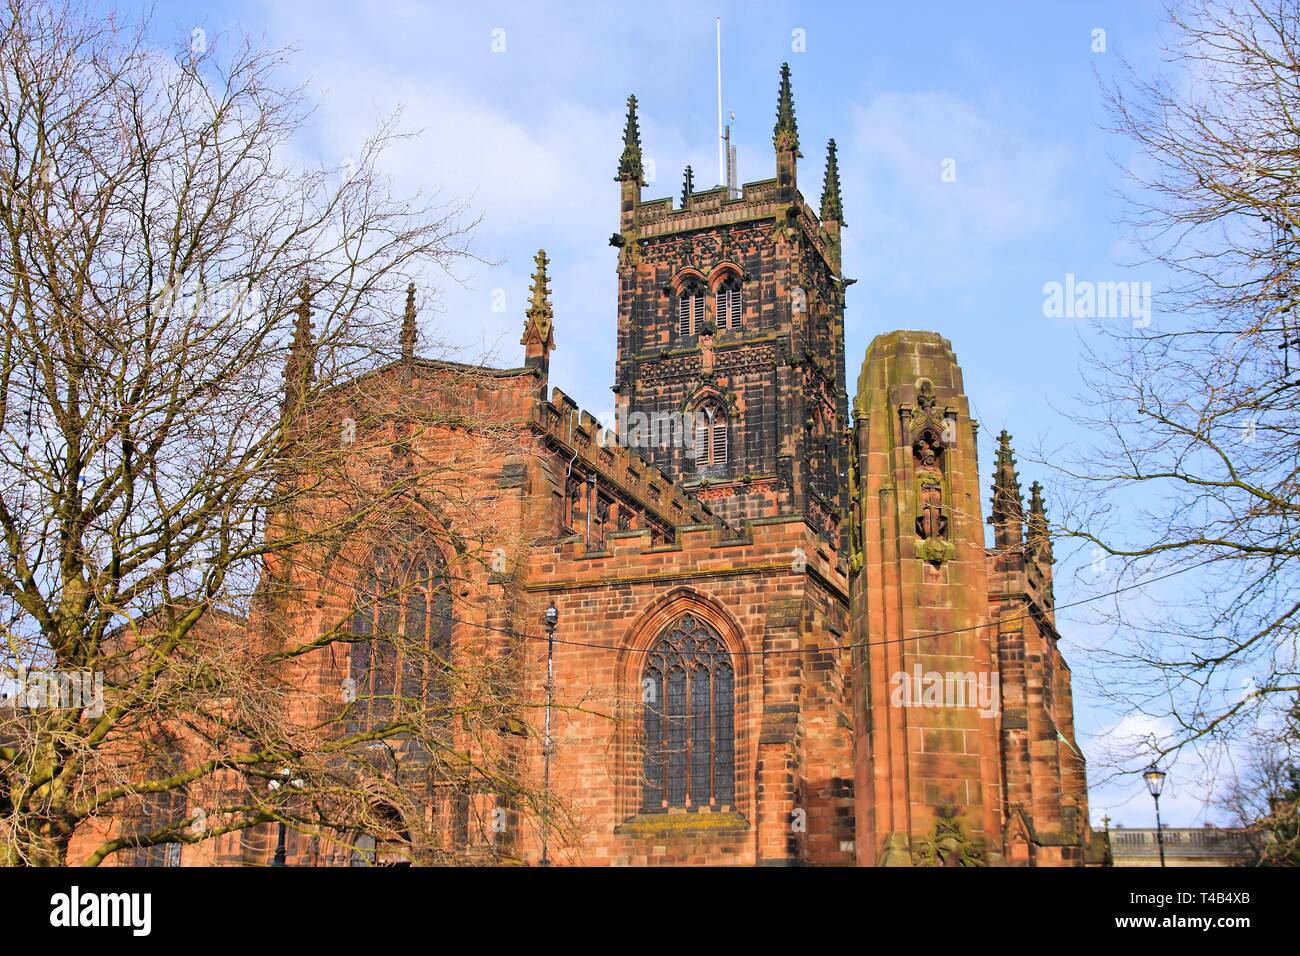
840, 90, 1076, 288
239, 0, 708, 405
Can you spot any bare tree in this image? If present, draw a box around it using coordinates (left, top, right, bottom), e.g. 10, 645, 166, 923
1054, 0, 1300, 771
0, 0, 565, 866
1216, 695, 1300, 864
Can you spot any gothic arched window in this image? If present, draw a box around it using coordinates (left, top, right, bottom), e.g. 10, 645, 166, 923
677, 278, 706, 337
692, 401, 729, 468
127, 788, 187, 867
348, 542, 452, 732
641, 614, 735, 812
714, 274, 742, 330
348, 804, 413, 867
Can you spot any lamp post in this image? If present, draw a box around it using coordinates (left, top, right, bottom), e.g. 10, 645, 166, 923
268, 767, 304, 867
541, 601, 558, 867
1143, 765, 1168, 868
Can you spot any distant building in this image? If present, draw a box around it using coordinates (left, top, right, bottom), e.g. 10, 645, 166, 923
1108, 826, 1252, 867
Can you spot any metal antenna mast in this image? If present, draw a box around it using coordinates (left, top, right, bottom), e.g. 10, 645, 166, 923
716, 18, 725, 188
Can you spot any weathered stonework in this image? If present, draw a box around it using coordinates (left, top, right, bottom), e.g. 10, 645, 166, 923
71, 64, 1097, 869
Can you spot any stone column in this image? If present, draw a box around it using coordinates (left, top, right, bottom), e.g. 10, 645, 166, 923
850, 331, 1004, 866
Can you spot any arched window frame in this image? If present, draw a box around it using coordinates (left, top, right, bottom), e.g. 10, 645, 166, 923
347, 540, 452, 733
691, 399, 729, 468
640, 614, 735, 812
712, 271, 743, 331
127, 787, 187, 867
348, 804, 413, 867
675, 274, 707, 337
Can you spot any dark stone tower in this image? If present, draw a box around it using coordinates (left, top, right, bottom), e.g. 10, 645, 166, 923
611, 65, 851, 534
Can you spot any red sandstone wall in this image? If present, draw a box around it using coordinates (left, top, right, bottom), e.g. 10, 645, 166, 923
515, 517, 852, 866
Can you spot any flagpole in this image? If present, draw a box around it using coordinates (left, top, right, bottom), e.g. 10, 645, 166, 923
716, 18, 725, 188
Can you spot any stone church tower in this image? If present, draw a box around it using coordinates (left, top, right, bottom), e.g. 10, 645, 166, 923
611, 64, 850, 538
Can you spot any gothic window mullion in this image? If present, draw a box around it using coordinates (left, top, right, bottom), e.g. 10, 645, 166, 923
692, 402, 729, 468
712, 416, 728, 465
715, 662, 735, 806
690, 664, 711, 807
678, 281, 706, 338
666, 664, 687, 807
714, 277, 742, 331
401, 559, 427, 709
642, 665, 664, 812
369, 569, 386, 721
350, 544, 451, 734
430, 584, 452, 705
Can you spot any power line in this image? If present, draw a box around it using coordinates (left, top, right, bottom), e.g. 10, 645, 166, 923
441, 554, 1221, 658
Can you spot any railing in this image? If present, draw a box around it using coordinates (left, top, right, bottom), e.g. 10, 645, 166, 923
1109, 827, 1251, 859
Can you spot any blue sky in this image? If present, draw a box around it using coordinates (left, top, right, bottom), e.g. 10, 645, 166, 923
109, 0, 1214, 827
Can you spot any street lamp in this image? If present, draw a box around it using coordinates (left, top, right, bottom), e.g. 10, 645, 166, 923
1143, 764, 1168, 868
541, 601, 558, 867
268, 767, 304, 867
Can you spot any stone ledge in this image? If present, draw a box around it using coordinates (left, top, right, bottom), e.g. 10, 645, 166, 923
614, 811, 750, 837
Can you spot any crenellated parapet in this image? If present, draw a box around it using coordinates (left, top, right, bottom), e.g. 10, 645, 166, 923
532, 386, 722, 536
633, 181, 836, 273
535, 512, 845, 595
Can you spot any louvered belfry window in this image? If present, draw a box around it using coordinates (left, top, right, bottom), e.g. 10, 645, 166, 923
715, 275, 742, 330
641, 614, 735, 812
677, 280, 706, 336
692, 402, 728, 467
348, 543, 452, 732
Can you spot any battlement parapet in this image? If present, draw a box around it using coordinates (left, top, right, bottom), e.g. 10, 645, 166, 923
534, 386, 722, 533
634, 182, 833, 268
535, 513, 847, 596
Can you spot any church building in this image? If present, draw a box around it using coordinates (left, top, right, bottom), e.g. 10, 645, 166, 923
73, 64, 1099, 868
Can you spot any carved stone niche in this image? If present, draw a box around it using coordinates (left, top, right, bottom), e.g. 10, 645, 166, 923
907, 380, 956, 566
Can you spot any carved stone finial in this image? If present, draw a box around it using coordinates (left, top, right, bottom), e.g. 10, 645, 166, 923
286, 280, 315, 391
820, 138, 844, 224
773, 62, 801, 155
401, 282, 417, 362
617, 94, 646, 185
521, 249, 555, 379
990, 429, 1027, 547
